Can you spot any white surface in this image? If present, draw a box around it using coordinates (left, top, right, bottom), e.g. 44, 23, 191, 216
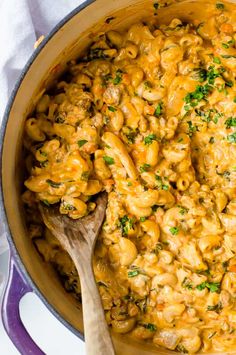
0, 0, 87, 353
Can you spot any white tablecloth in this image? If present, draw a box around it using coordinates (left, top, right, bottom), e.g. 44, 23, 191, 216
0, 0, 85, 263
0, 1, 86, 354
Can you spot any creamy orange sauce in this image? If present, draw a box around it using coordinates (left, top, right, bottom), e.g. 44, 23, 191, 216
23, 1, 236, 353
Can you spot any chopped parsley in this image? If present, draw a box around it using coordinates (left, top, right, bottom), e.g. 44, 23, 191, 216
113, 70, 123, 85
119, 215, 135, 235
42, 199, 50, 206
39, 150, 47, 157
81, 171, 89, 181
153, 242, 164, 254
144, 80, 152, 89
209, 136, 215, 144
184, 84, 212, 109
234, 97, 236, 103
141, 323, 157, 331
144, 134, 157, 145
227, 132, 236, 143
169, 226, 179, 235
78, 139, 88, 147
155, 175, 169, 190
225, 117, 236, 128
123, 127, 138, 144
207, 66, 225, 85
128, 270, 139, 278
140, 217, 147, 222
196, 281, 221, 293
182, 277, 193, 289
222, 40, 234, 49
62, 203, 76, 211
87, 48, 108, 60
207, 302, 223, 312
187, 121, 198, 137
213, 57, 221, 64
192, 68, 207, 82
216, 2, 224, 9
178, 206, 189, 215
46, 179, 62, 188
108, 106, 117, 112
222, 43, 229, 49
176, 344, 188, 354
140, 163, 151, 173
221, 54, 236, 59
154, 102, 163, 117
103, 156, 115, 165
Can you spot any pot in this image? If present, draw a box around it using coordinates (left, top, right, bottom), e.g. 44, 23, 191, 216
1, 0, 236, 354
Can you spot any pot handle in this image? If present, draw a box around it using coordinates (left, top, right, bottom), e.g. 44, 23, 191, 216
1, 256, 45, 355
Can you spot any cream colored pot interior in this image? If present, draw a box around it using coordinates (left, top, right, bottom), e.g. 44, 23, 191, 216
2, 0, 236, 354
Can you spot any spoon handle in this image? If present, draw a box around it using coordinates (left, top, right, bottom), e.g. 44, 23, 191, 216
73, 257, 115, 355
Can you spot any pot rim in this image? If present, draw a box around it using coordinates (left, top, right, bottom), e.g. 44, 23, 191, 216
0, 0, 96, 341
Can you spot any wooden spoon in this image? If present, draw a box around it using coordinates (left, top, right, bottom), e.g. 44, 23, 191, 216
39, 192, 115, 355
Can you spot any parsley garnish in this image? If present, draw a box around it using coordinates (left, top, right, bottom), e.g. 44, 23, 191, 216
103, 156, 115, 165
78, 139, 88, 147
213, 57, 221, 64
221, 54, 236, 59
154, 102, 163, 117
182, 277, 193, 289
153, 242, 163, 254
225, 117, 236, 128
193, 68, 207, 82
46, 179, 62, 188
81, 171, 89, 181
184, 84, 212, 108
119, 215, 135, 235
113, 70, 123, 85
155, 175, 169, 190
216, 3, 224, 9
169, 227, 179, 235
141, 323, 157, 331
178, 206, 189, 215
222, 43, 229, 49
62, 203, 76, 211
128, 270, 139, 277
227, 132, 236, 143
176, 345, 188, 354
144, 134, 157, 145
140, 217, 147, 222
144, 81, 152, 88
196, 282, 221, 293
140, 164, 150, 173
209, 136, 215, 144
207, 302, 223, 312
123, 127, 138, 144
42, 199, 50, 206
187, 121, 198, 137
108, 106, 117, 112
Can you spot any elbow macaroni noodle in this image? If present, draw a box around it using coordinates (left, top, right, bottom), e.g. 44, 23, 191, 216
23, 2, 236, 353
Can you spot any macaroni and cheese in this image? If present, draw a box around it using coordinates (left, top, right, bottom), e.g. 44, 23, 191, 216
23, 3, 236, 353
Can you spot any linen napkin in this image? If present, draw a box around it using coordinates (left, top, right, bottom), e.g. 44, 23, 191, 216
0, 0, 84, 265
